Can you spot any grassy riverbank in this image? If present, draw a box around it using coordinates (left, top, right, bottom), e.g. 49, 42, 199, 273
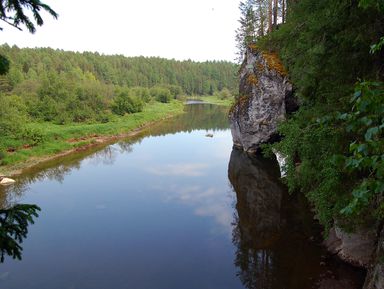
190, 95, 234, 107
0, 101, 184, 175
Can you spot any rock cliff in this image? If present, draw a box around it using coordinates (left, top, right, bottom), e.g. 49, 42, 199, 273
229, 46, 296, 153
232, 46, 381, 287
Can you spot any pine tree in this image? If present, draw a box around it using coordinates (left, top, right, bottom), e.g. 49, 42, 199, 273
235, 0, 260, 62
268, 0, 272, 32
0, 0, 57, 75
273, 0, 278, 28
0, 0, 58, 33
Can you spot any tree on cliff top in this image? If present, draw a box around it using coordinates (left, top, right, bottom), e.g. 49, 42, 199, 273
236, 0, 286, 62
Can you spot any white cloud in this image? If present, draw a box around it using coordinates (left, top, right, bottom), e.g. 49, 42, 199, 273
146, 163, 209, 177
163, 185, 234, 235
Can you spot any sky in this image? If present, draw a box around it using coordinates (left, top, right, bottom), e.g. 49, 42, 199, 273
0, 0, 241, 62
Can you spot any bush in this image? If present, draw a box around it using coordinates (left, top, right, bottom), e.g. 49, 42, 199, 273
0, 94, 28, 137
155, 88, 172, 103
111, 91, 144, 115
219, 88, 232, 99
22, 127, 46, 145
131, 87, 151, 103
31, 96, 59, 121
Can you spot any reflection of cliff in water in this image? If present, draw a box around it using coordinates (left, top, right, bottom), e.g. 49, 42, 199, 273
228, 148, 324, 289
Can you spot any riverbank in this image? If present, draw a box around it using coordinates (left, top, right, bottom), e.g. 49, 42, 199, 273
0, 101, 185, 176
191, 95, 234, 107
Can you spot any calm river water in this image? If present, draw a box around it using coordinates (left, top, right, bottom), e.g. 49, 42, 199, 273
0, 104, 364, 289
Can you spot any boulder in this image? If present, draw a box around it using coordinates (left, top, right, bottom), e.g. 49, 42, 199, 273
324, 225, 376, 268
0, 177, 16, 185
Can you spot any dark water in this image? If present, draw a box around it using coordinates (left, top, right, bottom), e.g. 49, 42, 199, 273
0, 104, 364, 289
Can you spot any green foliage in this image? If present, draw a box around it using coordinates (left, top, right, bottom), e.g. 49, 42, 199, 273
0, 0, 58, 33
0, 101, 185, 168
236, 0, 259, 62
358, 0, 384, 11
262, 0, 384, 231
271, 106, 346, 231
112, 91, 144, 115
219, 88, 232, 99
0, 54, 9, 75
0, 0, 57, 77
370, 36, 384, 53
0, 94, 27, 137
153, 87, 172, 103
0, 45, 237, 126
0, 45, 237, 96
0, 204, 41, 262
336, 81, 384, 220
21, 127, 46, 145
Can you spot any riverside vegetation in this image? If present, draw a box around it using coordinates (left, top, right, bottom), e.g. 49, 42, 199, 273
236, 0, 384, 235
0, 45, 237, 172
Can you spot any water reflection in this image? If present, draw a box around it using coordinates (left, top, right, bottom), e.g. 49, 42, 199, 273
0, 104, 364, 289
0, 104, 224, 205
141, 103, 229, 137
0, 204, 40, 262
162, 184, 234, 234
228, 148, 324, 289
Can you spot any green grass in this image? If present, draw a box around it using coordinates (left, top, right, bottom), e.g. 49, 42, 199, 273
0, 100, 184, 173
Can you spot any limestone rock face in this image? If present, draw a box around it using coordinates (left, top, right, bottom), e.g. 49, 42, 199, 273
324, 226, 376, 268
363, 227, 384, 289
229, 48, 295, 153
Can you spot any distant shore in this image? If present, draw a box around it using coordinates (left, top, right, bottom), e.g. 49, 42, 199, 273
0, 96, 233, 177
0, 101, 185, 177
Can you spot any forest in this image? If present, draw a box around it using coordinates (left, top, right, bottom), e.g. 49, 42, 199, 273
0, 44, 237, 167
236, 0, 384, 232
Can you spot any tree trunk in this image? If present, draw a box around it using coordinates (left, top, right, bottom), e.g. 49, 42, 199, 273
268, 0, 272, 33
273, 0, 278, 28
259, 0, 264, 36
282, 0, 285, 23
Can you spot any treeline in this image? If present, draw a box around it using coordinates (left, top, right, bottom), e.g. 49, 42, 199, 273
236, 0, 287, 61
0, 44, 237, 94
258, 0, 384, 231
0, 44, 236, 125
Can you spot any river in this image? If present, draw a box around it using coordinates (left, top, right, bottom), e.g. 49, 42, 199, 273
0, 103, 364, 289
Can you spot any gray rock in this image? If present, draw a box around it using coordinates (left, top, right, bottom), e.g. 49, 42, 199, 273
0, 177, 15, 185
229, 48, 295, 153
324, 225, 376, 268
363, 227, 384, 289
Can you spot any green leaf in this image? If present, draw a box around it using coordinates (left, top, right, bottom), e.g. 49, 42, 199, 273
360, 116, 373, 126
351, 90, 362, 102
357, 143, 368, 155
365, 126, 379, 141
